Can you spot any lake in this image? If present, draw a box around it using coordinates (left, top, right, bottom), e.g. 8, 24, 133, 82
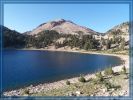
2, 49, 122, 91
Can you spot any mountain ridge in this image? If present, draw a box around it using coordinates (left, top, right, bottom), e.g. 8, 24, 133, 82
2, 21, 129, 51
28, 19, 99, 35
106, 22, 129, 35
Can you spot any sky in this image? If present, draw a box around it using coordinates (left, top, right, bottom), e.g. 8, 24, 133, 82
4, 4, 129, 33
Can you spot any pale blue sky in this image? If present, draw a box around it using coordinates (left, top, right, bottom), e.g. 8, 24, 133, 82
4, 4, 129, 33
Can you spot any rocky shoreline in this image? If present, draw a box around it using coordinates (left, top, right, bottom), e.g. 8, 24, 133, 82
3, 48, 129, 96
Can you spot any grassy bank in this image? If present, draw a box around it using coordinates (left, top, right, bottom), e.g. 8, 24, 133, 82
90, 49, 129, 55
23, 68, 129, 96
3, 67, 129, 96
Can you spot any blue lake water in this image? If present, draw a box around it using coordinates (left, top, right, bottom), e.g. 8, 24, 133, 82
2, 49, 122, 91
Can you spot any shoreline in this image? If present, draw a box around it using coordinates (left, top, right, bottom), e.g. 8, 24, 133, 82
3, 48, 129, 96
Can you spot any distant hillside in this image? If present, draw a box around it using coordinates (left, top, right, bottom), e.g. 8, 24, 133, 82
106, 22, 129, 35
105, 22, 129, 41
28, 19, 98, 35
1, 25, 27, 48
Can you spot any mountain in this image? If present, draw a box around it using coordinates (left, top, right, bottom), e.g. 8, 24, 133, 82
28, 19, 98, 35
105, 22, 129, 41
23, 31, 31, 35
106, 22, 129, 35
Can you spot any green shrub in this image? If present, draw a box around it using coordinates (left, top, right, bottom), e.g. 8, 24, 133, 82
24, 89, 29, 94
78, 75, 86, 83
66, 80, 70, 85
121, 66, 126, 74
103, 80, 121, 91
95, 72, 104, 82
91, 78, 98, 84
104, 81, 113, 91
104, 67, 114, 75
